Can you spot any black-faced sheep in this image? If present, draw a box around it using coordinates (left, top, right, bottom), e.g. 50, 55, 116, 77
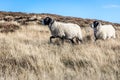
91, 21, 116, 41
42, 17, 83, 44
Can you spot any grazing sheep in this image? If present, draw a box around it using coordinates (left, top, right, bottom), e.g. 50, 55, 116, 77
91, 21, 116, 41
42, 17, 83, 44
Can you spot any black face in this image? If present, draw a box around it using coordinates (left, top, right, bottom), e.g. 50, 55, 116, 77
43, 17, 52, 25
93, 21, 99, 28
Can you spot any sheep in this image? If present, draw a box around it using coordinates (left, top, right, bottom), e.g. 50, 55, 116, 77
91, 21, 116, 41
42, 17, 83, 44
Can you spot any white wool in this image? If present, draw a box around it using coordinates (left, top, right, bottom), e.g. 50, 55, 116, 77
49, 21, 82, 40
94, 24, 116, 40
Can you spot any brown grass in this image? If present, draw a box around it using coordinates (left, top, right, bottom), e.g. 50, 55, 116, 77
1, 11, 120, 27
0, 22, 20, 33
0, 22, 119, 80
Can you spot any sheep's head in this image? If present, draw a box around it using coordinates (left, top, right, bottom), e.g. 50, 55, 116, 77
42, 17, 54, 25
91, 21, 99, 28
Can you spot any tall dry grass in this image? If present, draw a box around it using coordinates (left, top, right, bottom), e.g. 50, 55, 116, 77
0, 23, 119, 80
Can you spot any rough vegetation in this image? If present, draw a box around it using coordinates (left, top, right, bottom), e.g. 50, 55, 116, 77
0, 22, 20, 33
0, 11, 120, 27
0, 11, 120, 80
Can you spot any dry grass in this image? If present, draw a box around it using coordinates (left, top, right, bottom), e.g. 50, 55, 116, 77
0, 22, 20, 33
0, 23, 120, 80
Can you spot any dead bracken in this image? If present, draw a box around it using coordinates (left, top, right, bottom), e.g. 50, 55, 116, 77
0, 22, 20, 33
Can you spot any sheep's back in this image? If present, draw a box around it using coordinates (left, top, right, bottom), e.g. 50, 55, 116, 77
62, 23, 81, 37
51, 21, 82, 38
97, 25, 115, 39
100, 25, 115, 34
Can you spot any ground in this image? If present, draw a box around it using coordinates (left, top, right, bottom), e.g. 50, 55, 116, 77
0, 23, 119, 80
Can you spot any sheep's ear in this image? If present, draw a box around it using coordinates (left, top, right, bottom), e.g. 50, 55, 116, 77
45, 17, 51, 22
90, 24, 94, 28
50, 19, 54, 24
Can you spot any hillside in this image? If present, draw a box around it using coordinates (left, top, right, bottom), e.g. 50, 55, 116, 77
0, 11, 120, 27
0, 11, 120, 80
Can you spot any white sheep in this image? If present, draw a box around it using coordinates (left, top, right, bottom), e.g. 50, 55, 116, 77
91, 21, 116, 41
42, 17, 83, 44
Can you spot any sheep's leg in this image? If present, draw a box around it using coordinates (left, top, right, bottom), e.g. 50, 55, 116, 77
94, 35, 98, 41
95, 38, 98, 41
76, 38, 79, 44
60, 36, 65, 44
70, 39, 75, 44
94, 32, 98, 41
76, 38, 82, 44
78, 39, 83, 43
61, 37, 64, 44
50, 36, 55, 43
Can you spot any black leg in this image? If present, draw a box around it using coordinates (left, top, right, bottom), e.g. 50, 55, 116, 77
50, 36, 55, 43
61, 36, 65, 44
76, 38, 83, 44
95, 37, 98, 41
78, 39, 83, 43
76, 38, 79, 44
70, 39, 75, 44
94, 34, 98, 41
59, 36, 65, 44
